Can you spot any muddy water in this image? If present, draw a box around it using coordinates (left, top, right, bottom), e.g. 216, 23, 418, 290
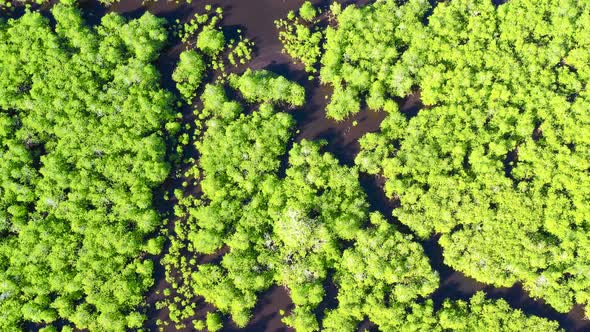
12, 0, 589, 331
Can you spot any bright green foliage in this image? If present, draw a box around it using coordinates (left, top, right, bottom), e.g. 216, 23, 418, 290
117, 9, 167, 61
326, 291, 561, 332
196, 26, 225, 57
354, 0, 590, 314
196, 100, 293, 200
437, 292, 561, 331
188, 101, 295, 323
0, 0, 572, 331
299, 1, 317, 22
227, 37, 254, 66
155, 78, 262, 331
174, 6, 254, 77
0, 0, 119, 8
162, 69, 432, 329
162, 78, 451, 329
229, 69, 306, 106
323, 213, 439, 331
193, 319, 205, 330
180, 111, 557, 331
189, 138, 375, 330
172, 50, 206, 101
206, 312, 223, 332
157, 76, 300, 328
158, 23, 563, 329
276, 1, 323, 73
320, 0, 430, 119
192, 103, 295, 253
269, 140, 370, 331
176, 9, 221, 44
325, 85, 361, 121
145, 236, 165, 255
200, 83, 242, 120
0, 4, 174, 330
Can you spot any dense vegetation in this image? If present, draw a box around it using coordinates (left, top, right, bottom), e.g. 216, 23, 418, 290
0, 0, 586, 331
0, 2, 175, 330
159, 67, 559, 330
315, 0, 590, 318
319, 0, 428, 119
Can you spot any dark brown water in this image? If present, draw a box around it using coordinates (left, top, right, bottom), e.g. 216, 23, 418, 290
7, 0, 589, 331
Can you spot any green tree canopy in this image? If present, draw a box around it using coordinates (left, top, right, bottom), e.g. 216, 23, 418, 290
353, 0, 590, 315
0, 4, 175, 330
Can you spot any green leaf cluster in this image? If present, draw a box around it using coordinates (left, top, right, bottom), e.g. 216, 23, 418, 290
0, 4, 175, 330
172, 7, 254, 102
172, 50, 206, 102
352, 0, 590, 315
275, 1, 323, 73
228, 69, 306, 107
320, 0, 430, 119
159, 68, 558, 331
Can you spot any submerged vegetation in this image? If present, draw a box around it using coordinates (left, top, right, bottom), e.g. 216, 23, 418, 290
0, 0, 587, 331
